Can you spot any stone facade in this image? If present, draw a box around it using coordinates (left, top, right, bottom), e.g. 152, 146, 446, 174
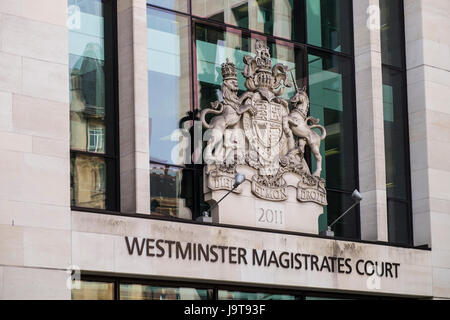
0, 0, 448, 299
353, 0, 388, 242
404, 0, 450, 300
0, 0, 71, 300
72, 210, 433, 297
117, 0, 150, 215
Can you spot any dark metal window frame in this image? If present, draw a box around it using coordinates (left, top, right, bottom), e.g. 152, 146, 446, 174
70, 0, 120, 212
306, 44, 360, 238
380, 0, 414, 246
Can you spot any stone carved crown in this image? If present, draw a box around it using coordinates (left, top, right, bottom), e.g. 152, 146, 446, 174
221, 58, 237, 80
243, 40, 291, 94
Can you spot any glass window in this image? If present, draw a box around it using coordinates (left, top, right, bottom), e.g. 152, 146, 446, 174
148, 7, 201, 220
72, 280, 114, 300
120, 284, 213, 300
383, 67, 412, 245
147, 7, 192, 165
71, 154, 108, 209
379, 0, 404, 68
147, 0, 189, 13
383, 68, 409, 201
196, 23, 306, 111
150, 163, 198, 218
387, 199, 411, 245
69, 0, 118, 211
192, 0, 305, 43
308, 51, 358, 238
380, 0, 412, 246
308, 52, 356, 191
72, 278, 376, 300
306, 0, 352, 53
218, 289, 296, 300
69, 0, 106, 153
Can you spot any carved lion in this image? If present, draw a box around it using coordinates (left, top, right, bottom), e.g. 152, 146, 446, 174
201, 76, 254, 163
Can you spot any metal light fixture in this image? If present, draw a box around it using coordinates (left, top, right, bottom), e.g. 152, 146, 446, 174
196, 173, 246, 223
233, 173, 246, 189
320, 189, 363, 237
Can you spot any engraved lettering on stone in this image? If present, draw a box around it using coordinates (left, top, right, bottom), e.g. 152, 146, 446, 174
256, 204, 286, 228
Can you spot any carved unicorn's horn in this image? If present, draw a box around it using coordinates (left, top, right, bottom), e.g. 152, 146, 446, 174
290, 70, 299, 92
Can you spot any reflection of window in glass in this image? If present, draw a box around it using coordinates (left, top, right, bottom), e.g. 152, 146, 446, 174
150, 163, 195, 219
232, 3, 249, 29
192, 0, 304, 42
72, 280, 114, 300
308, 51, 358, 239
120, 284, 213, 300
69, 46, 105, 151
69, 0, 117, 211
306, 0, 352, 53
88, 126, 105, 153
218, 290, 296, 300
257, 0, 274, 35
71, 154, 107, 209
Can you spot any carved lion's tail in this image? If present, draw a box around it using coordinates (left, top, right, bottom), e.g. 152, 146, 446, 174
307, 117, 327, 140
201, 102, 223, 129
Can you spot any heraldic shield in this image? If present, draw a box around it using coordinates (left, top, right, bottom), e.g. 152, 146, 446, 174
200, 40, 328, 234
243, 100, 288, 176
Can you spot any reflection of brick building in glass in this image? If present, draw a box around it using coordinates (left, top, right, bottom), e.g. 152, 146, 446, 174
70, 44, 106, 209
71, 154, 106, 209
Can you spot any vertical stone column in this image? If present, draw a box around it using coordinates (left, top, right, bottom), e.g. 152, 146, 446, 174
0, 0, 71, 299
353, 0, 388, 241
404, 0, 450, 299
117, 0, 150, 214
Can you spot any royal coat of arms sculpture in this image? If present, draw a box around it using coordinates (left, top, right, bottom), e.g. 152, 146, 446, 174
200, 40, 327, 233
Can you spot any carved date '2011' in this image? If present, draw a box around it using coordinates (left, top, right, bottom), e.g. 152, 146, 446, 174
255, 205, 286, 229
258, 208, 283, 224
